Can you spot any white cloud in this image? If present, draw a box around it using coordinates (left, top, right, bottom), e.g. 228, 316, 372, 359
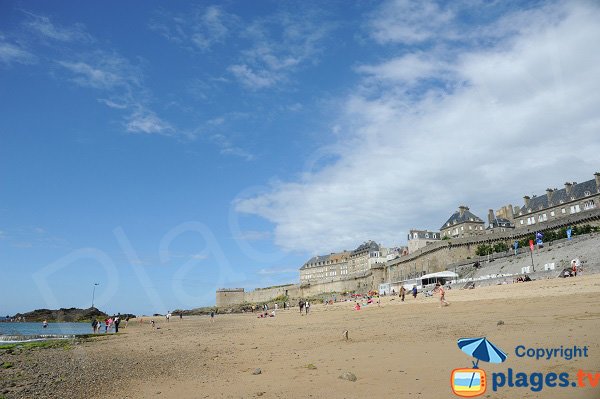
209, 133, 255, 160
357, 52, 454, 85
24, 12, 92, 42
367, 0, 455, 44
150, 5, 233, 51
235, 2, 600, 254
228, 64, 278, 89
98, 98, 128, 109
0, 39, 36, 65
126, 110, 174, 135
57, 52, 142, 90
228, 10, 332, 89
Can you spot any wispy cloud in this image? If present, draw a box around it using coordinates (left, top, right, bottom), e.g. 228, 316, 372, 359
149, 5, 235, 51
235, 2, 600, 253
57, 52, 141, 90
228, 10, 333, 89
97, 98, 128, 109
228, 64, 278, 89
23, 11, 92, 42
366, 0, 455, 44
126, 109, 174, 136
210, 133, 255, 161
0, 37, 36, 65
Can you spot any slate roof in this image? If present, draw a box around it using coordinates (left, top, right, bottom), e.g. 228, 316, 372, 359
487, 217, 515, 229
518, 178, 599, 215
408, 230, 441, 240
299, 251, 351, 270
440, 208, 484, 230
352, 240, 380, 255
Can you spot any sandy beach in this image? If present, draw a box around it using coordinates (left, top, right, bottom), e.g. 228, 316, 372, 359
3, 273, 600, 399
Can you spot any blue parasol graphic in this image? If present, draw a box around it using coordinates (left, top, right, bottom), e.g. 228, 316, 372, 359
457, 337, 508, 388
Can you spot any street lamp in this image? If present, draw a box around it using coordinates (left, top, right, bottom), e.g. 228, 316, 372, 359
91, 283, 99, 309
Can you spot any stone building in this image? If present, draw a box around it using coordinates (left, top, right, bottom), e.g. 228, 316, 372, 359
348, 240, 387, 274
485, 209, 515, 233
513, 172, 600, 228
299, 251, 351, 284
407, 229, 441, 254
440, 206, 485, 238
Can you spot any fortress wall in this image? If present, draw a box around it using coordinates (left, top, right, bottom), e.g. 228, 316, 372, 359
215, 289, 245, 307
243, 285, 299, 303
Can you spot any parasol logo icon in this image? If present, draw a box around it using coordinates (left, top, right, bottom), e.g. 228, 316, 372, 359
451, 337, 508, 397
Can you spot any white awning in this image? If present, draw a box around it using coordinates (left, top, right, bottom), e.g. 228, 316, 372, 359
420, 271, 459, 280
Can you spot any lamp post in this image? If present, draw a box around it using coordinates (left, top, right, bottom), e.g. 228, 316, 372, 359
91, 283, 99, 309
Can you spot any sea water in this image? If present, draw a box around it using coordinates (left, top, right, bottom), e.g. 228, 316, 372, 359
0, 322, 98, 343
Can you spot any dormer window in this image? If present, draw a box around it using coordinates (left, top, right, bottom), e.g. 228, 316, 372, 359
585, 191, 591, 196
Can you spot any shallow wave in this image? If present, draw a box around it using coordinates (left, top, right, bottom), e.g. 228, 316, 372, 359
0, 334, 75, 343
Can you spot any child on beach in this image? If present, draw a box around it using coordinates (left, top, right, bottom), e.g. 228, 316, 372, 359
399, 286, 406, 302
433, 283, 449, 308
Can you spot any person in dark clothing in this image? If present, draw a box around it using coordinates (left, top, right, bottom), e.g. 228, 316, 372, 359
412, 285, 418, 299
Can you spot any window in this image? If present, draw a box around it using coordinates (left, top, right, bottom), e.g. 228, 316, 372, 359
469, 226, 472, 230
570, 205, 581, 214
425, 233, 429, 238
561, 208, 566, 214
550, 211, 555, 217
520, 220, 524, 225
461, 226, 464, 231
583, 200, 596, 210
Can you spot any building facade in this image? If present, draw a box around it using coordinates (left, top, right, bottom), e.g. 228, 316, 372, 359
299, 251, 351, 284
440, 206, 485, 238
513, 173, 600, 228
407, 229, 441, 254
348, 240, 387, 274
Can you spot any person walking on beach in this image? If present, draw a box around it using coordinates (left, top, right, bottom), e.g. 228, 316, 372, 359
114, 314, 120, 333
125, 316, 130, 328
166, 312, 171, 322
433, 283, 449, 307
91, 319, 98, 333
399, 286, 406, 302
299, 300, 305, 315
210, 310, 215, 323
411, 285, 417, 299
305, 301, 310, 315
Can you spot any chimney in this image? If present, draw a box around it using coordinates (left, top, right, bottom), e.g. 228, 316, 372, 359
458, 205, 467, 217
595, 172, 600, 190
488, 209, 494, 225
523, 196, 531, 208
506, 204, 514, 221
564, 182, 573, 196
546, 188, 554, 204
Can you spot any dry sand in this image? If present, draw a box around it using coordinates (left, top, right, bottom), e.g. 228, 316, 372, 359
125, 275, 600, 398
4, 274, 600, 399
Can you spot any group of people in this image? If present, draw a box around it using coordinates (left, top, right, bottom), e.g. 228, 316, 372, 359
298, 300, 310, 315
91, 314, 128, 333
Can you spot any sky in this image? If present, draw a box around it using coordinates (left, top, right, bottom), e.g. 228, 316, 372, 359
1, 0, 599, 315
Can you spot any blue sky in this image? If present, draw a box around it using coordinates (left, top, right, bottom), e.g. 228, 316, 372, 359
1, 1, 599, 315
